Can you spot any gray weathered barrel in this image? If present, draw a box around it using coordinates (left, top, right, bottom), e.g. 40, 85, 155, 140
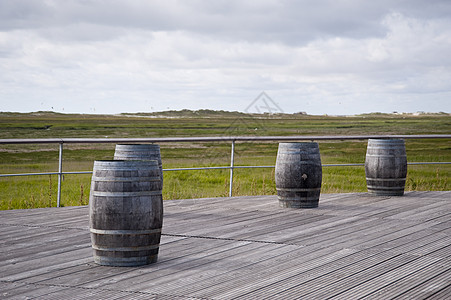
275, 142, 322, 208
365, 139, 407, 196
114, 144, 163, 185
89, 160, 163, 266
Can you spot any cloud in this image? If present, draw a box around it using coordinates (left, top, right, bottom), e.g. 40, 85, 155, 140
0, 0, 450, 114
0, 0, 402, 43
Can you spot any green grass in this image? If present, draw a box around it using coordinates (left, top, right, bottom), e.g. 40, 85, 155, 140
0, 111, 449, 209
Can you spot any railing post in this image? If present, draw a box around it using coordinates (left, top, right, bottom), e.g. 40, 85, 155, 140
229, 140, 235, 197
57, 143, 63, 207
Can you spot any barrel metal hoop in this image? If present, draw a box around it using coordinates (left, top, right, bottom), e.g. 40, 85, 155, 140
91, 191, 162, 197
279, 153, 321, 157
277, 161, 322, 165
279, 198, 320, 202
92, 244, 160, 251
367, 185, 405, 190
277, 187, 321, 192
367, 143, 405, 146
366, 178, 406, 182
94, 256, 157, 262
90, 228, 162, 235
93, 165, 158, 171
93, 254, 158, 266
91, 176, 161, 182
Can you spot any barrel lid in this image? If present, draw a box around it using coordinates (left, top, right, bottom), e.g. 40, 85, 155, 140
115, 144, 160, 149
278, 142, 319, 147
93, 160, 159, 168
367, 138, 405, 143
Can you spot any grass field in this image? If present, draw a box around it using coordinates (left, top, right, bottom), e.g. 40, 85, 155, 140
0, 111, 449, 209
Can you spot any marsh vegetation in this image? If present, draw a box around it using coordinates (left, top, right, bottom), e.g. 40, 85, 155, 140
1, 111, 449, 209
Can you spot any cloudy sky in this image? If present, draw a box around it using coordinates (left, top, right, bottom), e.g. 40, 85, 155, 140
1, 0, 450, 115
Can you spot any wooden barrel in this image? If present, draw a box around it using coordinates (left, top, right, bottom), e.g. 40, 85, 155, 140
365, 139, 407, 196
89, 160, 163, 266
114, 144, 163, 185
275, 142, 322, 208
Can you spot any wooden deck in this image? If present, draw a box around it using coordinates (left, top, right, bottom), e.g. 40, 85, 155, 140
1, 191, 450, 299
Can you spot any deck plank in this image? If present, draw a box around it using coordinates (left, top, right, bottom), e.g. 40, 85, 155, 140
0, 191, 449, 299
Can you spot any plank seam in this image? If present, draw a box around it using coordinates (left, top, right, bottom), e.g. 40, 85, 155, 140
162, 233, 302, 246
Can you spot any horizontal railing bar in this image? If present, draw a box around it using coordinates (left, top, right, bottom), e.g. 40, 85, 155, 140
323, 163, 364, 167
0, 172, 62, 177
232, 162, 451, 168
163, 166, 230, 171
1, 162, 449, 178
233, 165, 275, 169
407, 162, 451, 165
1, 134, 450, 144
0, 171, 93, 177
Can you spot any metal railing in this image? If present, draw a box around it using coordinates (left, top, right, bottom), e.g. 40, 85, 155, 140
1, 135, 450, 207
